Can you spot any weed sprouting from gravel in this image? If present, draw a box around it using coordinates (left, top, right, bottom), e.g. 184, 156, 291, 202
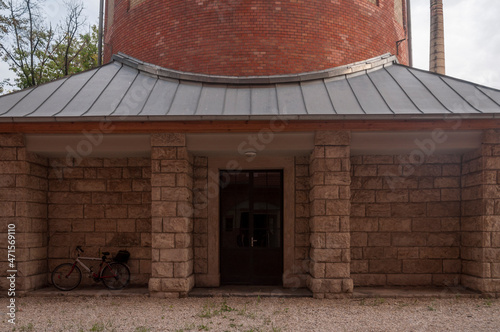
134, 327, 151, 332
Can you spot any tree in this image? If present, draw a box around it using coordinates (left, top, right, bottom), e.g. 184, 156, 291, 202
0, 0, 55, 88
0, 0, 98, 91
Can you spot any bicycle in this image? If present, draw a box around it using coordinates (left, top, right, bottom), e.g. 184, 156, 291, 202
51, 246, 131, 291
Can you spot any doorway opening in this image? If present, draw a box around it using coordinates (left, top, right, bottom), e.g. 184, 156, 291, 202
219, 170, 283, 285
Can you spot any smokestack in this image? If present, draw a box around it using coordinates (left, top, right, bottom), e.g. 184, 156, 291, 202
429, 0, 445, 74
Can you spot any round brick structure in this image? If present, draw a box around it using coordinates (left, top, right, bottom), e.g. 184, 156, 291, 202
104, 0, 410, 76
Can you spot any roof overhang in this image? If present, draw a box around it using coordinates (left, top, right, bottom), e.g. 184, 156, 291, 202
1, 52, 499, 130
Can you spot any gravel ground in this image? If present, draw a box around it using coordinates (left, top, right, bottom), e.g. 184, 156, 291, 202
2, 296, 499, 332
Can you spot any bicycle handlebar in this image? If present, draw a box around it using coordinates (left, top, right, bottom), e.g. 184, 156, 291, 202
76, 246, 84, 253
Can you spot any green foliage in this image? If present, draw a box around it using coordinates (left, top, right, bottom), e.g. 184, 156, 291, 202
0, 0, 99, 92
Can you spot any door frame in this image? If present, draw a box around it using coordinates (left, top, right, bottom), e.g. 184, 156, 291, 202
204, 156, 295, 288
219, 169, 284, 285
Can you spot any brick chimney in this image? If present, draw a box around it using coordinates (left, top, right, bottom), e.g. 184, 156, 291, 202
430, 0, 445, 74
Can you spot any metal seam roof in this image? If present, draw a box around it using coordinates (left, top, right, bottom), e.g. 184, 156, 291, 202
2, 53, 500, 122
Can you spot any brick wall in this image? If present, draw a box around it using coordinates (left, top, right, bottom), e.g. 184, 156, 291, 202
104, 0, 409, 76
0, 134, 48, 293
350, 154, 462, 287
48, 157, 151, 286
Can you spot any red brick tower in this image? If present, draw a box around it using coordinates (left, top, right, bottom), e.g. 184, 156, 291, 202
104, 0, 410, 76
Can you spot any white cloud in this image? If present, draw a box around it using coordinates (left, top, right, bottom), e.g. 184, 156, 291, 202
412, 0, 500, 89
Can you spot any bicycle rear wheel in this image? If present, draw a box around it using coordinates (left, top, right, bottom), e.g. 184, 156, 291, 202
101, 262, 130, 290
51, 263, 82, 291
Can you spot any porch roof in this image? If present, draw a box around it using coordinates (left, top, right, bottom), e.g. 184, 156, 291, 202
1, 53, 500, 123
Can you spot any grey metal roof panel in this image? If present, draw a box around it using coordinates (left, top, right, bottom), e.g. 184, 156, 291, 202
276, 83, 307, 115
85, 65, 139, 116
0, 88, 34, 115
3, 78, 67, 117
140, 78, 179, 116
301, 80, 336, 114
324, 77, 365, 115
113, 73, 157, 116
441, 76, 499, 113
2, 53, 500, 121
348, 74, 393, 114
477, 86, 500, 106
408, 68, 480, 114
196, 84, 227, 115
57, 62, 122, 116
385, 65, 450, 114
223, 86, 251, 115
368, 69, 421, 114
168, 81, 203, 115
28, 69, 99, 117
251, 86, 279, 115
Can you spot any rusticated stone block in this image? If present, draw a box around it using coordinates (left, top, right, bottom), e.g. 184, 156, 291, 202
174, 233, 192, 248
174, 260, 194, 278
0, 134, 24, 146
325, 263, 350, 278
151, 133, 186, 147
159, 248, 193, 262
161, 275, 195, 293
152, 233, 175, 249
310, 249, 342, 263
310, 216, 339, 233
152, 262, 174, 277
307, 277, 343, 293
310, 233, 326, 249
309, 262, 326, 278
369, 260, 401, 273
325, 233, 350, 249
163, 217, 193, 233
315, 131, 350, 146
351, 274, 386, 286
325, 200, 350, 216
151, 202, 177, 217
386, 274, 432, 286
403, 260, 442, 274
367, 232, 391, 247
350, 217, 378, 232
366, 204, 391, 217
350, 232, 367, 247
324, 146, 349, 159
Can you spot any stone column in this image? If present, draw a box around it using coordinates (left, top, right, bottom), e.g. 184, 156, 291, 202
149, 133, 194, 298
307, 131, 353, 298
0, 134, 48, 294
461, 130, 500, 297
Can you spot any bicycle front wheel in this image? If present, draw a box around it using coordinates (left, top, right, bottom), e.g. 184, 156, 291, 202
51, 263, 82, 291
101, 262, 130, 290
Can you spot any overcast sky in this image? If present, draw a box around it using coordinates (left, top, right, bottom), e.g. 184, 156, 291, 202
1, 0, 499, 90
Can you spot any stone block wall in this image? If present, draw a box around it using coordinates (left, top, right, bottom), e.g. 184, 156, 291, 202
150, 133, 194, 297
48, 157, 151, 285
0, 134, 48, 293
307, 131, 352, 298
460, 131, 500, 296
480, 131, 500, 296
193, 156, 209, 286
294, 156, 310, 288
350, 154, 461, 287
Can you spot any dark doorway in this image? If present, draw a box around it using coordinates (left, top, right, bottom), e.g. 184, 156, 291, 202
219, 170, 283, 285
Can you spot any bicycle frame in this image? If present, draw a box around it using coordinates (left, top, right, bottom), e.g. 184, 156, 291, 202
72, 256, 116, 279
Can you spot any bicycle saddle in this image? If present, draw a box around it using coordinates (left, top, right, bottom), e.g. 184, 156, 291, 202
102, 252, 110, 256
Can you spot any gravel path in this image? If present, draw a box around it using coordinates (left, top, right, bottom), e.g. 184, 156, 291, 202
2, 296, 499, 331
